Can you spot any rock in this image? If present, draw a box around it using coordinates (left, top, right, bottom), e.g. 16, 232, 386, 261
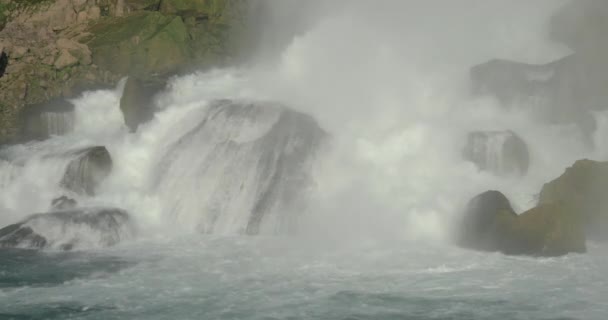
51, 196, 78, 211
56, 38, 92, 65
154, 99, 326, 235
463, 130, 529, 176
160, 0, 228, 21
11, 46, 28, 59
86, 12, 191, 77
54, 49, 79, 69
0, 207, 134, 250
61, 146, 113, 196
470, 56, 599, 144
120, 76, 165, 131
457, 191, 518, 252
539, 159, 608, 241
0, 49, 6, 77
457, 190, 586, 256
20, 98, 75, 141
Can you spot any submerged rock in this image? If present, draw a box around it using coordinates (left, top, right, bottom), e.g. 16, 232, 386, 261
0, 208, 134, 251
457, 190, 586, 256
462, 130, 529, 176
539, 159, 608, 241
155, 99, 326, 235
61, 146, 113, 196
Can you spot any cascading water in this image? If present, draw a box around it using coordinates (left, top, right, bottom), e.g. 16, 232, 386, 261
1, 1, 608, 319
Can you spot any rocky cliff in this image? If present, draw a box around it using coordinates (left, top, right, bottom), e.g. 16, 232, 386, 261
0, 0, 252, 143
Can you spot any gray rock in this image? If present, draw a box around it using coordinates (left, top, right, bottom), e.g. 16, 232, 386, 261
20, 98, 75, 142
463, 130, 529, 176
0, 207, 134, 250
155, 99, 326, 235
61, 146, 113, 196
51, 196, 78, 211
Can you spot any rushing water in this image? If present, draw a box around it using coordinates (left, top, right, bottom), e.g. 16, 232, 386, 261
1, 238, 608, 320
2, 1, 608, 319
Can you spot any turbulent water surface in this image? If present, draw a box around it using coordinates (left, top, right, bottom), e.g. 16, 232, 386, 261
1, 238, 608, 319
2, 1, 608, 319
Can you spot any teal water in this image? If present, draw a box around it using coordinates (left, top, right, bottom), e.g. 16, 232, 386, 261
1, 237, 607, 320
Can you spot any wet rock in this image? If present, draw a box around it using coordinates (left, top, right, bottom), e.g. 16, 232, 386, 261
51, 196, 78, 211
154, 99, 326, 235
463, 130, 529, 176
469, 55, 600, 144
20, 98, 75, 141
120, 76, 165, 131
539, 159, 608, 241
457, 190, 586, 257
0, 207, 134, 250
61, 146, 113, 196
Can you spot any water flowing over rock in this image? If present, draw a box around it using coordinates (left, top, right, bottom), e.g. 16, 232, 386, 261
462, 130, 529, 176
457, 190, 586, 257
155, 99, 326, 235
20, 99, 75, 142
0, 207, 134, 250
539, 159, 608, 241
61, 146, 113, 196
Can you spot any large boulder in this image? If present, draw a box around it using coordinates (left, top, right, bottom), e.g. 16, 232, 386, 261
457, 190, 586, 256
120, 76, 165, 131
154, 99, 326, 235
470, 56, 599, 143
539, 159, 608, 241
61, 146, 113, 196
0, 207, 134, 251
462, 130, 529, 176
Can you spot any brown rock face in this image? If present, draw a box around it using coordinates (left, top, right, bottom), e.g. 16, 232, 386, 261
539, 159, 608, 241
457, 190, 586, 257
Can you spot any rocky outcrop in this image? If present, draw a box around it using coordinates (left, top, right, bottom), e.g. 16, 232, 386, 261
0, 207, 134, 250
457, 190, 586, 256
539, 159, 608, 241
154, 99, 326, 235
0, 0, 253, 144
61, 146, 113, 196
19, 98, 75, 141
470, 55, 598, 143
120, 76, 165, 131
462, 130, 529, 176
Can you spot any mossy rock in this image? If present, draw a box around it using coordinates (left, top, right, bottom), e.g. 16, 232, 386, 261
160, 0, 229, 21
458, 190, 586, 256
86, 11, 192, 77
539, 159, 608, 241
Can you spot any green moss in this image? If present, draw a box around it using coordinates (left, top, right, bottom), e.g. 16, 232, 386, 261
87, 12, 192, 76
160, 0, 228, 21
